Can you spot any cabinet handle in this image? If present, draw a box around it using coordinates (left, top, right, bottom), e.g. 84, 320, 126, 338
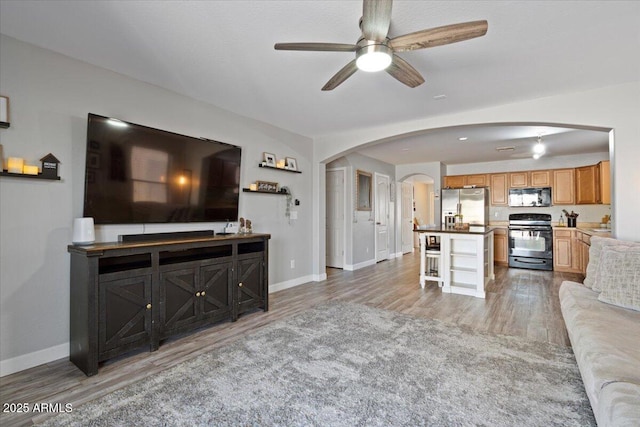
196, 292, 201, 297
146, 303, 152, 310
238, 282, 243, 287
201, 291, 206, 296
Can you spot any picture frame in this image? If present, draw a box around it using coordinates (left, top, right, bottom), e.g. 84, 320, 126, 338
0, 95, 9, 124
263, 152, 276, 167
256, 180, 278, 192
356, 169, 372, 211
285, 157, 298, 171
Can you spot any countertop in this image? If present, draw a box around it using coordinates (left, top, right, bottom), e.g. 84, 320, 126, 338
414, 226, 495, 235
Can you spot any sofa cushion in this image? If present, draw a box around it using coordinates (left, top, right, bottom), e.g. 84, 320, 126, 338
595, 245, 640, 311
584, 236, 636, 290
597, 381, 640, 427
559, 281, 640, 425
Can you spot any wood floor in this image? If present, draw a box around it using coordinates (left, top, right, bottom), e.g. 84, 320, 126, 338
0, 252, 583, 427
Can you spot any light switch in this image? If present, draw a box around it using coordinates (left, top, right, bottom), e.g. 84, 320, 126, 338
290, 211, 298, 220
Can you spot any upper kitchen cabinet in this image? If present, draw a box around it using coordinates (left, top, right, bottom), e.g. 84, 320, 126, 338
530, 170, 551, 187
576, 160, 611, 204
553, 168, 576, 205
508, 172, 528, 188
490, 173, 508, 206
443, 174, 488, 188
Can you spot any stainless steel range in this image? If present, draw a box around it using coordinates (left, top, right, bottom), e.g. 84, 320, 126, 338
508, 213, 553, 271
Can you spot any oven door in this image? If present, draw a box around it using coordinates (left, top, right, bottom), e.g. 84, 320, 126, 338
508, 227, 553, 259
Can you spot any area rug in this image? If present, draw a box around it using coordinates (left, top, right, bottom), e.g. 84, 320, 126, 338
42, 302, 595, 426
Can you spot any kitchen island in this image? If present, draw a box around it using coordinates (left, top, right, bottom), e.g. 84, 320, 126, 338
414, 226, 494, 298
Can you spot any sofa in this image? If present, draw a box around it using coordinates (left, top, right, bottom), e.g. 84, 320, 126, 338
559, 236, 640, 426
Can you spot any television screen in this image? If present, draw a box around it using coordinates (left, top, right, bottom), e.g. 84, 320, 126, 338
83, 114, 241, 224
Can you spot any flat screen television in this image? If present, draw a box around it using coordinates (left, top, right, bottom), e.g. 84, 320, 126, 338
83, 113, 241, 224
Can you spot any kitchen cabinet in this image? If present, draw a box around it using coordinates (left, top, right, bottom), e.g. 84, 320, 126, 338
552, 169, 575, 205
490, 173, 508, 206
530, 170, 551, 187
575, 161, 611, 204
599, 160, 611, 204
509, 172, 529, 188
68, 233, 270, 376
443, 174, 487, 188
575, 164, 599, 204
493, 227, 508, 266
553, 229, 574, 272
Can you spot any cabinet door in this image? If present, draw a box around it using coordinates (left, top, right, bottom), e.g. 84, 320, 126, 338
530, 170, 551, 187
444, 175, 466, 188
236, 255, 265, 315
160, 267, 199, 335
553, 169, 575, 205
200, 261, 233, 321
466, 174, 488, 187
576, 165, 598, 204
553, 230, 573, 271
598, 160, 611, 204
509, 172, 528, 188
99, 274, 152, 355
493, 228, 508, 265
490, 173, 508, 206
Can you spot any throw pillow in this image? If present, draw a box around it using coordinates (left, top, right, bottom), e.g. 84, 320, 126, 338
585, 236, 634, 290
595, 245, 640, 312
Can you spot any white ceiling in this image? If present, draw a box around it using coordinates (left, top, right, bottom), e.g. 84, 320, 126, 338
1, 1, 638, 165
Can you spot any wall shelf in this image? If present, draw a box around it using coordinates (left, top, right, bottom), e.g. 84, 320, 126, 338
242, 188, 289, 195
0, 170, 61, 180
258, 163, 301, 174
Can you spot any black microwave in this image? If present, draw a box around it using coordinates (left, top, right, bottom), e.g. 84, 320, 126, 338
508, 187, 552, 207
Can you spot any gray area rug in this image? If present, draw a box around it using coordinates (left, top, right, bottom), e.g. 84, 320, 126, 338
43, 302, 595, 426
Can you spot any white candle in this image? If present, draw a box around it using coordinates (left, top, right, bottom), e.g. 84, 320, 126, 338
23, 165, 39, 175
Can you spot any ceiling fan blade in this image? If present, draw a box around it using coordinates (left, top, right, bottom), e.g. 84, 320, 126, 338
322, 60, 358, 91
385, 55, 425, 88
361, 0, 393, 42
389, 20, 488, 52
274, 43, 357, 52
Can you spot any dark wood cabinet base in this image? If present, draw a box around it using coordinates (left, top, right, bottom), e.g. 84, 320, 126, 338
69, 233, 269, 376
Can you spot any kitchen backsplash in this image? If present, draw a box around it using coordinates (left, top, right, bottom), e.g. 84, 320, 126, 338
490, 204, 611, 225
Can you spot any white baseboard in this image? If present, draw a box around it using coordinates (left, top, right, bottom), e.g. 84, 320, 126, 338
1, 342, 68, 377
269, 274, 315, 293
344, 258, 376, 271
313, 273, 327, 282
390, 251, 403, 259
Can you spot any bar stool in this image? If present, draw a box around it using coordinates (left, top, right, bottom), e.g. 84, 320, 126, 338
425, 235, 442, 287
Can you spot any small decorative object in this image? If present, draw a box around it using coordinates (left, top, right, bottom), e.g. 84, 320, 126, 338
285, 157, 298, 171
562, 209, 579, 228
40, 153, 61, 179
256, 180, 278, 192
245, 219, 252, 233
276, 159, 286, 169
23, 165, 39, 175
249, 183, 257, 191
72, 217, 95, 245
0, 95, 9, 127
263, 152, 276, 167
7, 157, 24, 173
239, 217, 245, 233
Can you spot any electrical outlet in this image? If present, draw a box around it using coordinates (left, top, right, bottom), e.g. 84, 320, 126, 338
290, 259, 295, 269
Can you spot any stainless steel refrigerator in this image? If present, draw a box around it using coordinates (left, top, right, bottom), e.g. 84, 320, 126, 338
441, 188, 489, 226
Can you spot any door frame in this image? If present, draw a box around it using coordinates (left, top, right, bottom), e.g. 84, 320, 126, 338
326, 167, 347, 269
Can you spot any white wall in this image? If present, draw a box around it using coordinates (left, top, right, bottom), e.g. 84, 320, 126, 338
313, 82, 640, 278
0, 35, 314, 375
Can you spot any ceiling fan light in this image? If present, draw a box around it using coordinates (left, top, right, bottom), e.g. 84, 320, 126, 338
356, 43, 392, 72
533, 143, 545, 155
533, 153, 542, 160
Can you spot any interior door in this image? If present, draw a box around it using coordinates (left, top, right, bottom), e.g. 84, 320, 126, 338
401, 181, 413, 254
326, 169, 345, 268
375, 173, 390, 262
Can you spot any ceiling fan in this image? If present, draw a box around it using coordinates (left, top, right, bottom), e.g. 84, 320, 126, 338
274, 0, 488, 91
